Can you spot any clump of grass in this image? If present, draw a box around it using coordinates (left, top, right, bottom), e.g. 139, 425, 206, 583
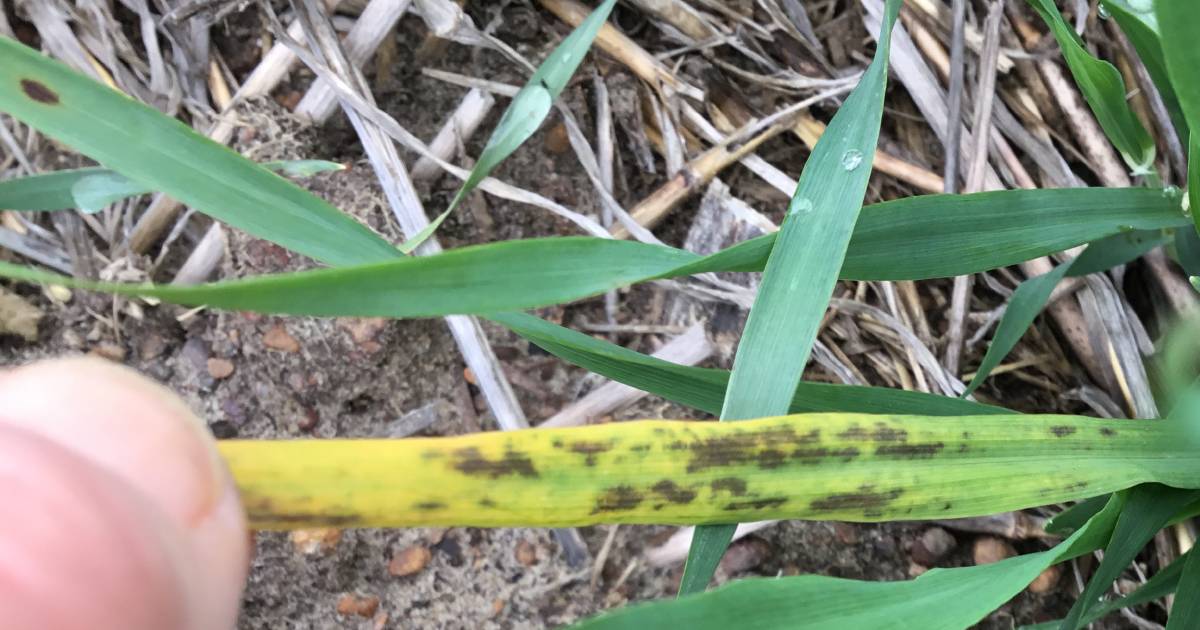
1, 0, 1200, 627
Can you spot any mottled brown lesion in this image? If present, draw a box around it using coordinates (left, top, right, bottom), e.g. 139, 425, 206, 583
592, 485, 644, 514
20, 79, 59, 104
809, 486, 903, 518
451, 446, 538, 478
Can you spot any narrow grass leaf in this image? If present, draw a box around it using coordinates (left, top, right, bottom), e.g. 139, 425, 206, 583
429, 0, 616, 246
218, 414, 1200, 530
1167, 547, 1200, 629
560, 495, 1128, 630
690, 187, 1187, 281
1026, 0, 1155, 170
1060, 485, 1200, 629
1157, 0, 1200, 161
1177, 224, 1200, 276
1102, 0, 1188, 140
0, 160, 344, 212
0, 36, 395, 266
963, 229, 1169, 395
1046, 495, 1110, 535
680, 0, 902, 594
489, 311, 1007, 417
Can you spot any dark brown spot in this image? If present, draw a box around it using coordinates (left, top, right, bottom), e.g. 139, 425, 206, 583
1099, 427, 1117, 437
790, 446, 860, 464
1063, 481, 1089, 493
837, 425, 867, 440
451, 446, 538, 479
797, 428, 821, 444
942, 502, 952, 511
875, 442, 944, 459
810, 486, 903, 517
957, 443, 970, 453
723, 496, 788, 511
478, 498, 497, 508
570, 440, 613, 466
711, 477, 748, 496
414, 501, 446, 511
20, 79, 59, 104
651, 479, 697, 504
681, 425, 799, 472
551, 438, 565, 448
1049, 425, 1077, 438
592, 485, 644, 514
961, 431, 971, 439
631, 443, 652, 453
871, 423, 908, 442
243, 497, 359, 526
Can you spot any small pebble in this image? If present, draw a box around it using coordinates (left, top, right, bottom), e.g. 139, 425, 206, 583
207, 358, 235, 379
89, 342, 126, 362
1027, 564, 1060, 594
911, 527, 957, 566
490, 598, 506, 618
544, 122, 570, 154
290, 528, 342, 555
389, 545, 432, 577
335, 594, 379, 618
263, 324, 300, 353
514, 540, 538, 567
463, 367, 477, 385
972, 537, 1016, 565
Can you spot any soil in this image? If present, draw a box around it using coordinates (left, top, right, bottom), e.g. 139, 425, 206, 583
0, 3, 1147, 629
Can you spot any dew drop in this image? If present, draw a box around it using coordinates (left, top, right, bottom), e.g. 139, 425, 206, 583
1163, 185, 1182, 199
840, 149, 863, 171
790, 197, 814, 216
1117, 224, 1135, 233
1097, 3, 1110, 19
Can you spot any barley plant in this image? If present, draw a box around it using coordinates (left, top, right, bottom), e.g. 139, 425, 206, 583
2, 0, 1200, 627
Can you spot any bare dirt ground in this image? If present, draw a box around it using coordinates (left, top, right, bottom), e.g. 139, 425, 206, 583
2, 0, 1178, 627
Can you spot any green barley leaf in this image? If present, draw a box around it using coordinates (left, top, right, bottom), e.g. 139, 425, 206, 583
1027, 0, 1156, 171
0, 160, 343, 213
425, 0, 617, 251
0, 36, 396, 266
679, 0, 903, 595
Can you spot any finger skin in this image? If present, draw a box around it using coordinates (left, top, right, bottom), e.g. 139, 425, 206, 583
0, 358, 249, 630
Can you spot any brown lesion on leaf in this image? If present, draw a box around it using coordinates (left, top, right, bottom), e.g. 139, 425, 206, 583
723, 496, 788, 511
569, 440, 614, 466
451, 446, 538, 479
791, 446, 860, 465
1099, 427, 1117, 437
651, 479, 697, 505
20, 79, 60, 105
478, 497, 497, 508
1049, 425, 1077, 438
592, 485, 644, 514
678, 424, 803, 472
809, 486, 903, 518
1063, 481, 1089, 493
242, 496, 360, 527
837, 422, 907, 442
630, 443, 652, 453
711, 477, 748, 496
875, 442, 944, 459
414, 501, 446, 511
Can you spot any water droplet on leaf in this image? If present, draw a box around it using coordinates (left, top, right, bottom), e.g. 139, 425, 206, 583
790, 197, 814, 216
1097, 3, 1110, 19
840, 150, 863, 171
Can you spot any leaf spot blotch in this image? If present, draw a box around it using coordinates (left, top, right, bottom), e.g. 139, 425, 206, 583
414, 501, 446, 511
651, 479, 697, 504
1099, 427, 1117, 437
569, 440, 613, 466
810, 486, 903, 518
451, 446, 538, 479
875, 442, 944, 459
711, 477, 748, 496
592, 485, 644, 514
723, 496, 788, 511
20, 79, 59, 104
1049, 425, 1077, 438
